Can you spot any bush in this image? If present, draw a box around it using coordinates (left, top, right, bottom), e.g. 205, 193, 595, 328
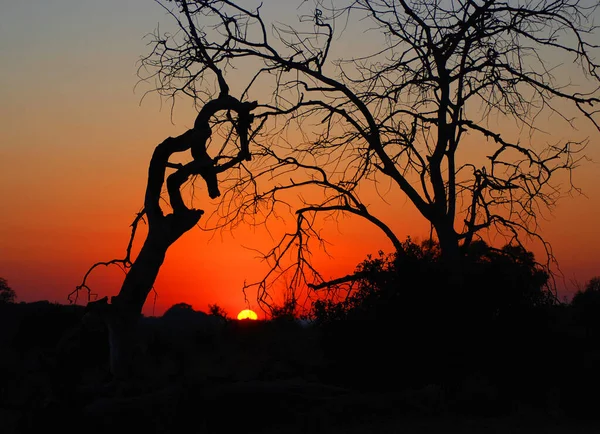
309, 238, 557, 395
0, 277, 16, 304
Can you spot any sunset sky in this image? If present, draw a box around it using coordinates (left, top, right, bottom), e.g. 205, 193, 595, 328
1, 0, 599, 318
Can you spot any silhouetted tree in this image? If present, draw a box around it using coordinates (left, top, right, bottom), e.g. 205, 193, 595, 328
573, 276, 600, 301
140, 0, 599, 310
0, 277, 16, 303
71, 20, 258, 377
208, 303, 229, 320
270, 298, 299, 321
571, 276, 600, 336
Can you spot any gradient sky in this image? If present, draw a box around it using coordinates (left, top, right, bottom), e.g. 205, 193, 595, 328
1, 1, 599, 318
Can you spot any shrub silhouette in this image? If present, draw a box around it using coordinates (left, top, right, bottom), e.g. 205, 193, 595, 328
310, 238, 557, 407
571, 276, 600, 337
208, 303, 228, 320
0, 277, 16, 304
312, 238, 553, 326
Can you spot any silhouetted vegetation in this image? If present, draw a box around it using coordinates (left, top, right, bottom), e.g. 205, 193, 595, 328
571, 277, 600, 336
311, 240, 563, 412
3, 254, 600, 433
313, 238, 555, 325
0, 277, 16, 303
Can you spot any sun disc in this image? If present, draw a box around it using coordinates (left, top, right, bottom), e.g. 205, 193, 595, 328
237, 309, 258, 320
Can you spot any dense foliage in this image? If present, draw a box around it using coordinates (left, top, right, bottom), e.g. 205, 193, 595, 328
312, 238, 555, 324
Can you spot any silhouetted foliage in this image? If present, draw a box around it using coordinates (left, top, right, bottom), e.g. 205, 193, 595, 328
208, 303, 228, 320
0, 277, 16, 303
312, 237, 554, 325
270, 298, 299, 322
572, 276, 600, 304
571, 276, 600, 336
309, 238, 560, 413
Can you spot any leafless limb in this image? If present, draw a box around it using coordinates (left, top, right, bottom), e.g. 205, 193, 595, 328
68, 210, 148, 305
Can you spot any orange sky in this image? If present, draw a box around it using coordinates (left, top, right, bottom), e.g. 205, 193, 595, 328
1, 1, 599, 318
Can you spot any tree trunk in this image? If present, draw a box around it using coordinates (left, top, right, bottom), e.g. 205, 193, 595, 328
83, 95, 256, 382
435, 223, 461, 265
85, 210, 203, 380
432, 218, 464, 286
104, 214, 200, 379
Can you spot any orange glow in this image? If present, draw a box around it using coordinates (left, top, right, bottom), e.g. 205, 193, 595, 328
1, 2, 599, 318
237, 309, 258, 320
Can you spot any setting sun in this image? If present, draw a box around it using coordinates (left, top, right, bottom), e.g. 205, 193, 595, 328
237, 309, 258, 320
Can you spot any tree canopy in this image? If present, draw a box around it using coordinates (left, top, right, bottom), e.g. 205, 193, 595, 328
0, 277, 16, 304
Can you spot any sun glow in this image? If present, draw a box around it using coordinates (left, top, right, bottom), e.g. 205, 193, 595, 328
237, 309, 258, 320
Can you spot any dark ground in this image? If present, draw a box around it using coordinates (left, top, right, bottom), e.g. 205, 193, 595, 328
2, 301, 600, 433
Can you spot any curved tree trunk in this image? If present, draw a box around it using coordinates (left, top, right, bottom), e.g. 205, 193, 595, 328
84, 96, 256, 381
102, 213, 201, 379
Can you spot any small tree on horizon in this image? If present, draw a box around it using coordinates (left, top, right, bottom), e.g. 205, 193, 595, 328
208, 303, 229, 320
570, 276, 600, 338
0, 277, 16, 304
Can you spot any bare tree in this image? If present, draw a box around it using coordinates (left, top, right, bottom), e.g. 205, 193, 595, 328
90, 0, 599, 328
70, 15, 257, 377
138, 0, 600, 311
